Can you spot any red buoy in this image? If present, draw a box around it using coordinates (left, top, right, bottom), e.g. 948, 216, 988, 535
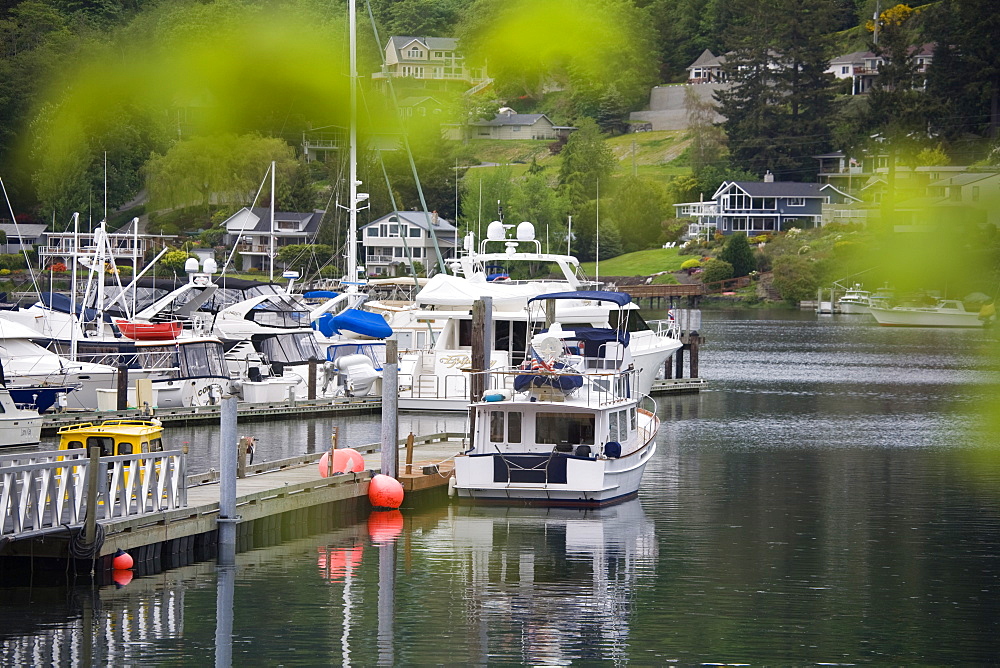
318, 448, 366, 477
367, 509, 404, 543
112, 549, 133, 570
368, 474, 404, 509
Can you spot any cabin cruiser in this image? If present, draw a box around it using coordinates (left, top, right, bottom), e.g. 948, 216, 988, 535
869, 299, 993, 328
453, 291, 660, 506
365, 223, 680, 411
836, 284, 872, 314
0, 386, 42, 447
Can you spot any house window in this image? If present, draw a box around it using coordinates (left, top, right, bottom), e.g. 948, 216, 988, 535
787, 197, 805, 206
512, 126, 520, 132
409, 227, 421, 237
433, 51, 443, 58
407, 48, 422, 58
841, 66, 849, 74
389, 224, 399, 236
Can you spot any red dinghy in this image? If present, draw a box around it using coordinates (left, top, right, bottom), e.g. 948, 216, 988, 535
114, 319, 183, 341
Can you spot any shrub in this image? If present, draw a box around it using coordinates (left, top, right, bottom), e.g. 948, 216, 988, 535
772, 255, 820, 304
0, 269, 10, 276
700, 258, 734, 283
680, 258, 702, 271
50, 262, 67, 272
719, 233, 755, 277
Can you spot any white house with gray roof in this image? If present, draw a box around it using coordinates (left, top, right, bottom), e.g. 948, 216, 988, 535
374, 36, 488, 86
222, 207, 323, 273
361, 211, 458, 276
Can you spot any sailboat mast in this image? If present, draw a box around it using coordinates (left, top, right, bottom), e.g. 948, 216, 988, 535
347, 0, 358, 285
270, 160, 276, 282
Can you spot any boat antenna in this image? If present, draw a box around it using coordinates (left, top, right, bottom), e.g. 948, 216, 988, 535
347, 0, 358, 288
595, 178, 600, 286
270, 160, 276, 282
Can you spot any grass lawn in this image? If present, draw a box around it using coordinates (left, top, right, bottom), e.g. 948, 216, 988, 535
579, 247, 685, 277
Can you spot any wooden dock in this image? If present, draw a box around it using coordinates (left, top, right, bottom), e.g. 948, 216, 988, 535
0, 432, 463, 567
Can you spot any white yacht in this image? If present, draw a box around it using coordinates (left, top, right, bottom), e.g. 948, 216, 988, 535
837, 284, 872, 314
453, 292, 660, 506
368, 222, 681, 411
869, 299, 992, 328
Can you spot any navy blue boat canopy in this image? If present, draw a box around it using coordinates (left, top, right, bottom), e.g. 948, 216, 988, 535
541, 325, 630, 356
41, 292, 111, 322
313, 308, 392, 339
528, 290, 631, 307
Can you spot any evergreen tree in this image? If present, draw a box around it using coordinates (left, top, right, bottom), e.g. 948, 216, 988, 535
719, 232, 755, 277
558, 117, 615, 208
612, 175, 669, 253
596, 84, 628, 135
716, 0, 837, 180
924, 0, 1000, 142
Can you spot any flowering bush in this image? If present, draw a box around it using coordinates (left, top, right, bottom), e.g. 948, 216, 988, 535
50, 262, 67, 272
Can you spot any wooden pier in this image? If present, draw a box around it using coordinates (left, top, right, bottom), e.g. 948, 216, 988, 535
0, 432, 462, 569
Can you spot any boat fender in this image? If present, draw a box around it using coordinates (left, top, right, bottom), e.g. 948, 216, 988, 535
604, 441, 622, 458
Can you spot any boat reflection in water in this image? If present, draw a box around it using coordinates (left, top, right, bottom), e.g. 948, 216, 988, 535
432, 499, 656, 664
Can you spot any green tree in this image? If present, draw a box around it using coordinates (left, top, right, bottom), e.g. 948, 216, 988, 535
160, 248, 193, 276
558, 117, 615, 208
719, 232, 755, 277
612, 175, 670, 253
924, 0, 1000, 141
716, 0, 837, 179
459, 165, 518, 235
700, 257, 734, 283
596, 83, 628, 135
275, 162, 315, 212
507, 173, 569, 253
277, 243, 334, 273
145, 134, 297, 214
685, 85, 726, 174
772, 253, 820, 304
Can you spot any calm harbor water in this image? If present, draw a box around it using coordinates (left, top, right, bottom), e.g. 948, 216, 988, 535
3, 309, 1000, 664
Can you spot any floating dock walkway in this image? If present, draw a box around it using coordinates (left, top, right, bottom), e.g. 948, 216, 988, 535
0, 432, 462, 571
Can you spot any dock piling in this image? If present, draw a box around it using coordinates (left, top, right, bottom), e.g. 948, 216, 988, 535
218, 395, 238, 564
381, 339, 399, 478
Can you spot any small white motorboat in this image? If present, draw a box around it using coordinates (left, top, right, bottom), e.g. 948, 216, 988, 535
0, 386, 42, 447
869, 299, 992, 328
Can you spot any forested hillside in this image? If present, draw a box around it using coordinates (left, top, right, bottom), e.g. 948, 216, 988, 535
0, 0, 997, 275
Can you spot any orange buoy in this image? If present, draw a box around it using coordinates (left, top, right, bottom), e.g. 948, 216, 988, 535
368, 474, 404, 509
318, 448, 366, 477
112, 549, 134, 570
367, 509, 404, 543
112, 569, 133, 587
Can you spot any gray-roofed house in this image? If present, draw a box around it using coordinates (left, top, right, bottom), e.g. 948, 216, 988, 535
222, 207, 323, 273
361, 211, 458, 277
674, 174, 859, 237
0, 222, 46, 255
687, 49, 727, 83
461, 108, 573, 140
373, 36, 488, 87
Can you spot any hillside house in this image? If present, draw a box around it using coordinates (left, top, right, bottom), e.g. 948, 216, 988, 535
827, 44, 935, 94
687, 49, 727, 83
222, 207, 323, 273
456, 109, 573, 140
361, 211, 458, 276
1, 222, 46, 256
373, 36, 488, 88
675, 175, 859, 237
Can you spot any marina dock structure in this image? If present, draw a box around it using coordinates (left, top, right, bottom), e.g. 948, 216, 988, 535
0, 431, 463, 572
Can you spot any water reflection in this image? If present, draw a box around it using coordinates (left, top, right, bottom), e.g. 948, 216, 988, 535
421, 500, 656, 665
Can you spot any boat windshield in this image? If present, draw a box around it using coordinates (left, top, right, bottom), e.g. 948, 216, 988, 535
135, 341, 228, 377
608, 309, 651, 332
259, 332, 324, 365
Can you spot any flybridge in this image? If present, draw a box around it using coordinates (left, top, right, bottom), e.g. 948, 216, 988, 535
448, 220, 593, 289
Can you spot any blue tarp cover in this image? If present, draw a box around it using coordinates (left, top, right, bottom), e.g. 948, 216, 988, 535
527, 290, 631, 307
304, 291, 339, 299
313, 308, 392, 338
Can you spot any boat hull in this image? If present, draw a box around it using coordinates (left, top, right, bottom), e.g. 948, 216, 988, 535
869, 306, 984, 328
0, 415, 42, 447
454, 439, 656, 507
837, 301, 870, 315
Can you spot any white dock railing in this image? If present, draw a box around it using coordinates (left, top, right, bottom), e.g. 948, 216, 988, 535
1, 448, 187, 537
